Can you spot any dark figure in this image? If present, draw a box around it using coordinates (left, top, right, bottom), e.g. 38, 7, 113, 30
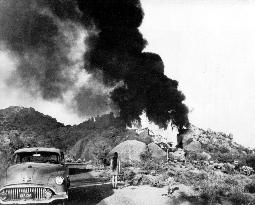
110, 152, 121, 189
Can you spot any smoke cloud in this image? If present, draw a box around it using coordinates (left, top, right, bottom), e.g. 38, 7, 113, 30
0, 0, 189, 129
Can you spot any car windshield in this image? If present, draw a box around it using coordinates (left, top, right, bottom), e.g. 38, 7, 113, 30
13, 152, 60, 164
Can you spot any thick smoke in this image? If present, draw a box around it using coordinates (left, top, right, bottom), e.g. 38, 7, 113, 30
0, 0, 112, 117
76, 0, 189, 129
0, 0, 189, 129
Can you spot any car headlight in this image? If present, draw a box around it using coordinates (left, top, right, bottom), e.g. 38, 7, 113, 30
45, 189, 53, 199
55, 176, 64, 185
0, 191, 8, 201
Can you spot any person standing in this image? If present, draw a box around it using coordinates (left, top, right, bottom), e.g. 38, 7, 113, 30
110, 152, 121, 189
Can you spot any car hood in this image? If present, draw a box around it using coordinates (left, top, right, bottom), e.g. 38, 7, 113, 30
1, 162, 65, 186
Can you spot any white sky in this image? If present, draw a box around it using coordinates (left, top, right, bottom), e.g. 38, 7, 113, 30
140, 0, 255, 147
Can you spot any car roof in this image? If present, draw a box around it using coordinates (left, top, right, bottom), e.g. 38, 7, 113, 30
14, 147, 61, 155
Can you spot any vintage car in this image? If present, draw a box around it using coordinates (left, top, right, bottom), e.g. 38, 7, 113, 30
0, 147, 70, 205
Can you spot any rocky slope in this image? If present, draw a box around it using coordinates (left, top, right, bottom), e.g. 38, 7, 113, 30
0, 106, 252, 164
177, 124, 252, 160
0, 106, 154, 162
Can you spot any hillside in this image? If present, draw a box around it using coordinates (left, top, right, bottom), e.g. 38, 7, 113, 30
0, 106, 251, 161
176, 124, 252, 163
0, 106, 155, 162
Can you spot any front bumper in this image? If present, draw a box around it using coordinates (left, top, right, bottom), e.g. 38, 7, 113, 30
0, 185, 68, 205
0, 193, 68, 204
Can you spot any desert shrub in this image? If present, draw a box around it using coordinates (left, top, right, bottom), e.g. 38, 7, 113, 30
186, 151, 208, 161
139, 148, 164, 173
93, 145, 111, 166
143, 175, 166, 188
224, 177, 239, 186
121, 161, 133, 168
200, 178, 235, 203
229, 187, 253, 205
139, 159, 162, 172
140, 148, 152, 162
123, 169, 136, 182
222, 163, 236, 175
200, 182, 222, 204
167, 153, 175, 161
204, 143, 217, 153
244, 154, 255, 170
200, 175, 255, 205
212, 152, 242, 164
245, 180, 255, 193
174, 170, 209, 186
240, 166, 254, 176
149, 177, 165, 188
166, 169, 177, 177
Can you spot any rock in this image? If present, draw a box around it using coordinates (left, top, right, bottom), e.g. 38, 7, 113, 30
200, 152, 211, 160
184, 140, 202, 152
111, 140, 147, 163
148, 142, 166, 160
169, 149, 185, 162
138, 128, 153, 145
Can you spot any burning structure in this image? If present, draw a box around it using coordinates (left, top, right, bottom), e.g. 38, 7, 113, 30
0, 0, 189, 131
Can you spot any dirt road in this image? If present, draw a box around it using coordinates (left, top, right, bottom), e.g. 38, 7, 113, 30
67, 168, 191, 205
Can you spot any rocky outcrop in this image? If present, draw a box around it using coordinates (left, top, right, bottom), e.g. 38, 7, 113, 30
169, 149, 185, 162
111, 140, 147, 163
138, 128, 153, 145
148, 143, 166, 160
184, 140, 202, 152
177, 124, 249, 155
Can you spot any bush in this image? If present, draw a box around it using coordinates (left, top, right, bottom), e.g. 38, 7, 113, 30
200, 176, 255, 205
186, 151, 208, 161
229, 188, 253, 205
123, 169, 136, 182
245, 180, 255, 193
139, 159, 162, 172
143, 175, 166, 188
245, 154, 255, 170
211, 152, 243, 164
149, 177, 165, 188
174, 170, 209, 187
140, 148, 152, 162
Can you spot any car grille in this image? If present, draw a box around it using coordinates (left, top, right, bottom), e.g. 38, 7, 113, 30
2, 187, 46, 200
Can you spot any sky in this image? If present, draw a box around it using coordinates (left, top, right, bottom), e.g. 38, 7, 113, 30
0, 0, 255, 147
140, 0, 255, 147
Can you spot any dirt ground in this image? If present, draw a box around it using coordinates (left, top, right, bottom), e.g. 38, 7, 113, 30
97, 185, 171, 205
67, 170, 193, 205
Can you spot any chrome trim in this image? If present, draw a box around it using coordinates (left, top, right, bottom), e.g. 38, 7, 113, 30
0, 185, 68, 204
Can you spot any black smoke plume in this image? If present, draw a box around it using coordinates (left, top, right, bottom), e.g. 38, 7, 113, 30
0, 0, 189, 129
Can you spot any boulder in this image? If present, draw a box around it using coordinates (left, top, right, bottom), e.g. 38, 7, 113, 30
111, 140, 147, 163
148, 142, 166, 160
138, 128, 153, 145
169, 148, 185, 162
184, 140, 202, 152
200, 152, 211, 160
